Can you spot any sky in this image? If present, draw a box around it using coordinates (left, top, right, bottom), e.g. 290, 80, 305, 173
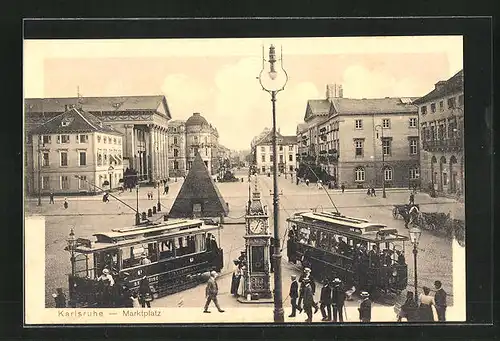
24, 37, 463, 150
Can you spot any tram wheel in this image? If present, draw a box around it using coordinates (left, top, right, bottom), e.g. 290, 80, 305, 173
392, 207, 399, 219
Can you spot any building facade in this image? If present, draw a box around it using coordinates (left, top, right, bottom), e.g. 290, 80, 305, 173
297, 85, 420, 189
29, 107, 124, 195
254, 131, 298, 176
413, 70, 464, 197
167, 113, 220, 176
25, 95, 171, 194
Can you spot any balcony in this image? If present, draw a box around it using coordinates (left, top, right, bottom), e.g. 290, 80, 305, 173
422, 138, 462, 152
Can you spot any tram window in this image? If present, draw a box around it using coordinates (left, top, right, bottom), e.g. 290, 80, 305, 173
96, 250, 118, 275
175, 236, 195, 256
159, 239, 174, 260
146, 242, 158, 262
121, 245, 146, 269
195, 234, 206, 253
299, 226, 310, 244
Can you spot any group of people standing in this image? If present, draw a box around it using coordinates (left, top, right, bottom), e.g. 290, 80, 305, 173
398, 280, 447, 322
230, 251, 248, 298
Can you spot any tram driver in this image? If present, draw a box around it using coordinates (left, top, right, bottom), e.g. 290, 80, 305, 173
97, 268, 115, 287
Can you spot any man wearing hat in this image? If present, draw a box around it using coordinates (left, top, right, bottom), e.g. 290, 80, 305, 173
97, 268, 115, 287
302, 278, 315, 323
319, 278, 332, 321
358, 291, 372, 323
298, 268, 317, 313
204, 271, 224, 313
331, 278, 346, 322
97, 268, 115, 307
288, 275, 300, 317
230, 259, 242, 297
140, 253, 151, 265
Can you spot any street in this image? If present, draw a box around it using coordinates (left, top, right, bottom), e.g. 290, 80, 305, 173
25, 168, 463, 318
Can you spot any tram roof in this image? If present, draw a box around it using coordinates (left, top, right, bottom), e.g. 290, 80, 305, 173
72, 219, 220, 253
298, 212, 387, 230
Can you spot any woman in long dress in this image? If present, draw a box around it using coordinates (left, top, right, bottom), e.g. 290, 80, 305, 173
230, 260, 241, 296
237, 265, 247, 297
418, 286, 435, 321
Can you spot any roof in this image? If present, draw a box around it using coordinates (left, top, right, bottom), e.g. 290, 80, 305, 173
185, 113, 209, 127
254, 131, 297, 145
330, 97, 418, 115
169, 152, 229, 218
296, 123, 308, 133
308, 99, 332, 115
29, 107, 122, 136
413, 70, 464, 105
25, 95, 171, 118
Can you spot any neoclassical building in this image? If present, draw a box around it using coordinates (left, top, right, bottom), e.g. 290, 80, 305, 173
413, 70, 464, 197
24, 95, 171, 194
167, 113, 220, 176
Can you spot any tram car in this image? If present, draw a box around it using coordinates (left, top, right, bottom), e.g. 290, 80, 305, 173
64, 218, 223, 307
286, 211, 409, 299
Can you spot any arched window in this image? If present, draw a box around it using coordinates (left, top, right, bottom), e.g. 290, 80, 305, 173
384, 166, 393, 181
355, 167, 365, 182
174, 149, 179, 157
409, 166, 420, 180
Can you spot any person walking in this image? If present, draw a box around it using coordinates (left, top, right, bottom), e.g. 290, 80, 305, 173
298, 268, 317, 313
49, 191, 55, 204
163, 184, 169, 195
288, 275, 300, 317
302, 278, 315, 323
371, 187, 376, 197
305, 179, 310, 186
417, 286, 436, 321
358, 291, 372, 322
434, 280, 447, 322
397, 291, 418, 322
319, 279, 332, 321
341, 184, 345, 193
409, 192, 415, 205
203, 271, 224, 313
138, 275, 153, 308
331, 278, 346, 322
52, 288, 66, 308
63, 198, 68, 209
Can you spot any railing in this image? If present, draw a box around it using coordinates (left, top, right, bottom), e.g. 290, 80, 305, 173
422, 138, 462, 151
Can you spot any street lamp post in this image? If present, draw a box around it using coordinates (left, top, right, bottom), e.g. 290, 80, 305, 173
409, 227, 422, 301
375, 125, 387, 198
157, 180, 161, 212
136, 184, 141, 225
108, 165, 114, 190
258, 44, 288, 323
67, 228, 77, 276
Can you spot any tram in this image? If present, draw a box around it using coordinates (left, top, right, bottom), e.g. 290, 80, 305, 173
64, 218, 223, 307
286, 210, 409, 299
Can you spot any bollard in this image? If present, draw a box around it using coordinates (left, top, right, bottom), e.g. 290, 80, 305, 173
141, 212, 147, 221
148, 208, 153, 217
152, 206, 157, 214
164, 214, 168, 221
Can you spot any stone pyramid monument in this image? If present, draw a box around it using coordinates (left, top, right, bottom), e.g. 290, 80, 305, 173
168, 152, 229, 218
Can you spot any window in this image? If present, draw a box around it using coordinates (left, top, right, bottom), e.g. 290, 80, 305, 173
270, 155, 274, 162
77, 134, 88, 143
384, 167, 393, 181
261, 146, 265, 152
289, 165, 294, 171
443, 173, 448, 186
409, 167, 420, 180
409, 118, 417, 128
439, 101, 444, 111
60, 176, 69, 189
409, 139, 418, 155
97, 151, 102, 166
42, 135, 51, 144
355, 119, 363, 129
61, 135, 70, 144
430, 103, 436, 113
188, 161, 193, 170
261, 166, 266, 172
430, 126, 436, 140
355, 167, 365, 182
438, 124, 445, 140
279, 145, 283, 151
279, 155, 283, 163
79, 152, 87, 166
60, 152, 68, 166
289, 154, 293, 162
194, 136, 198, 144
113, 138, 116, 144
42, 152, 49, 167
382, 139, 391, 156
447, 97, 456, 109
289, 145, 293, 151
355, 140, 364, 157
173, 161, 179, 170
78, 175, 87, 189
103, 137, 107, 144
421, 106, 427, 115
261, 155, 265, 162
458, 94, 464, 106
382, 119, 391, 128
104, 152, 108, 165
42, 176, 50, 190
174, 149, 179, 157
97, 135, 101, 143
173, 137, 178, 145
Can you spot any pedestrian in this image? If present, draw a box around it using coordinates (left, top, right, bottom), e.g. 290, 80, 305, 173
417, 286, 435, 321
49, 191, 55, 204
367, 188, 371, 196
296, 177, 299, 185
63, 198, 68, 209
298, 268, 318, 313
302, 278, 315, 323
319, 279, 332, 321
131, 293, 141, 308
164, 184, 169, 195
317, 180, 323, 190
397, 291, 418, 322
341, 184, 345, 193
96, 268, 114, 307
203, 271, 225, 313
371, 187, 376, 197
434, 280, 447, 322
103, 192, 110, 203
230, 259, 242, 297
305, 179, 310, 186
97, 268, 115, 287
288, 275, 300, 317
409, 192, 415, 205
138, 275, 153, 308
358, 291, 372, 322
331, 278, 346, 322
52, 288, 66, 308
396, 250, 406, 265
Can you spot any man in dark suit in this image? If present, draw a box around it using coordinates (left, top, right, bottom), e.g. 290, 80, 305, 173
434, 280, 447, 321
203, 271, 224, 313
331, 278, 346, 322
288, 275, 300, 317
358, 291, 372, 322
319, 279, 332, 321
302, 278, 315, 323
298, 268, 317, 313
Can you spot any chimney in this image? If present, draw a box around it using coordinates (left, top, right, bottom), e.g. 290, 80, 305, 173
435, 81, 447, 91
326, 84, 343, 100
338, 85, 343, 98
326, 84, 334, 100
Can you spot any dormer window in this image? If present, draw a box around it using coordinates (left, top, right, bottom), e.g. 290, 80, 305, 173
61, 117, 74, 127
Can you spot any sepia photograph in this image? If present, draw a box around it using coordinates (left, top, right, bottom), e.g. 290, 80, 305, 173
23, 35, 466, 325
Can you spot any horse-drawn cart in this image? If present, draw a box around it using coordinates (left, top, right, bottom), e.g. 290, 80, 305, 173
392, 204, 419, 220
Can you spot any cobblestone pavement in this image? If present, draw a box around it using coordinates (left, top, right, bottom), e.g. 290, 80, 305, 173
26, 169, 463, 312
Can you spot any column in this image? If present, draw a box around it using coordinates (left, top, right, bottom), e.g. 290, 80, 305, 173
124, 124, 135, 169
149, 125, 155, 182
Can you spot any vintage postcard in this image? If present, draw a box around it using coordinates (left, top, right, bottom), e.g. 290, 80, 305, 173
23, 36, 466, 325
